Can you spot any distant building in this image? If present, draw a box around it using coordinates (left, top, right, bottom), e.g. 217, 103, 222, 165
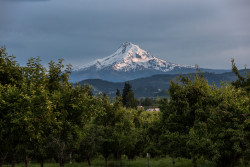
137, 106, 144, 109
146, 108, 160, 112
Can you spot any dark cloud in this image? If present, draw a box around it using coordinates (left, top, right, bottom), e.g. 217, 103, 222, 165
0, 0, 249, 69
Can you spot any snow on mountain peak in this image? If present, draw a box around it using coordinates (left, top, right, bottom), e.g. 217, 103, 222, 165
74, 42, 192, 72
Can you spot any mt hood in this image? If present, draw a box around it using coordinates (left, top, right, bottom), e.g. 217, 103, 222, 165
71, 42, 222, 82
74, 42, 192, 72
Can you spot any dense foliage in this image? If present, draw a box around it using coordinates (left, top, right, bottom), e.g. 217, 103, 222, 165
0, 47, 249, 167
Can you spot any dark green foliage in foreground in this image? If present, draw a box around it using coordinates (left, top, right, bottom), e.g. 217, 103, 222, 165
0, 46, 249, 167
0, 46, 23, 86
0, 47, 102, 167
158, 68, 250, 167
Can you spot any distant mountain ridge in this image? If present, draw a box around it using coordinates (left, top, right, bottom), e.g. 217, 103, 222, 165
71, 42, 229, 82
78, 69, 249, 98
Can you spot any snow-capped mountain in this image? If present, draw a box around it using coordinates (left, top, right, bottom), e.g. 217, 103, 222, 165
74, 42, 192, 72
70, 42, 227, 82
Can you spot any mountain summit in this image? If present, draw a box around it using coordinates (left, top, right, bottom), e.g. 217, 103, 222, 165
70, 42, 226, 82
74, 42, 192, 72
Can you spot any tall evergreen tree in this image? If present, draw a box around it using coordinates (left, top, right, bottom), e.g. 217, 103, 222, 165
116, 89, 121, 98
231, 59, 250, 92
122, 82, 131, 106
122, 82, 138, 108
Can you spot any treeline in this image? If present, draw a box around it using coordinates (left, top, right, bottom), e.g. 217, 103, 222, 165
0, 46, 249, 167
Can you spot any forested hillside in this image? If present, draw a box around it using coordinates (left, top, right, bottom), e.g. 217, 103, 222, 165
0, 46, 249, 167
79, 70, 249, 98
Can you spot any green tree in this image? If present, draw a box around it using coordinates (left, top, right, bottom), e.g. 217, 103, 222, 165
122, 82, 138, 108
22, 57, 55, 167
112, 107, 138, 161
159, 73, 209, 160
0, 46, 22, 86
141, 111, 162, 158
94, 95, 114, 167
49, 84, 100, 167
43, 60, 101, 167
140, 97, 154, 106
0, 80, 53, 167
0, 46, 23, 167
76, 124, 102, 166
206, 85, 249, 167
116, 89, 121, 98
0, 54, 54, 167
122, 82, 131, 106
94, 95, 140, 167
159, 70, 250, 166
231, 59, 250, 92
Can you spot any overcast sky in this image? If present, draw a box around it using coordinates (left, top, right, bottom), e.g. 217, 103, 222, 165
0, 0, 249, 69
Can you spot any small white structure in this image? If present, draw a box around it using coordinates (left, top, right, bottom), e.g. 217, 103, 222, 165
146, 108, 160, 112
137, 105, 144, 109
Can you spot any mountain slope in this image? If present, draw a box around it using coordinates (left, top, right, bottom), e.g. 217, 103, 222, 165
78, 70, 249, 98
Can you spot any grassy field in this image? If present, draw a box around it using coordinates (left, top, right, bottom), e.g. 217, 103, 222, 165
3, 157, 250, 167
2, 157, 216, 167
